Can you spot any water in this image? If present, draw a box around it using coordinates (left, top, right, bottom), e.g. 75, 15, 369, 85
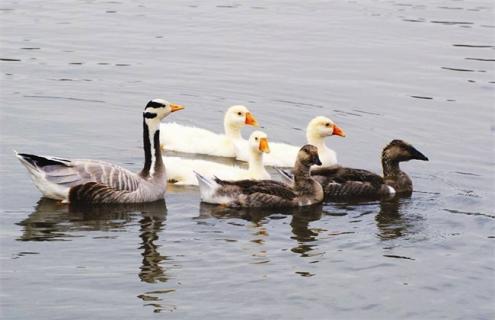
1, 0, 494, 319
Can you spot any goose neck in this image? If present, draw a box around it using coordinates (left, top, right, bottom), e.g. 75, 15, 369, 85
293, 161, 312, 187
224, 122, 242, 140
140, 118, 165, 179
247, 150, 265, 176
382, 157, 401, 179
307, 134, 327, 150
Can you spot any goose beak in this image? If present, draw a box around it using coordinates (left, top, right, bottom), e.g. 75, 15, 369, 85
410, 146, 429, 161
332, 124, 346, 137
259, 137, 270, 153
313, 154, 322, 166
170, 104, 185, 112
245, 112, 259, 127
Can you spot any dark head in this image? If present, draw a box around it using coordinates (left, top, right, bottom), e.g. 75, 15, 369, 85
297, 144, 322, 167
382, 140, 429, 163
143, 99, 184, 122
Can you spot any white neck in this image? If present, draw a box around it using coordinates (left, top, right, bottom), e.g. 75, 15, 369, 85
247, 149, 268, 178
224, 121, 242, 140
307, 133, 327, 150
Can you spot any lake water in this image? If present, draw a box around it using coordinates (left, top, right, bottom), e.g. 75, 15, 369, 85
1, 0, 494, 319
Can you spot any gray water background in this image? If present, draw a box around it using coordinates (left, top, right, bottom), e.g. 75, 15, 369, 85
0, 0, 494, 319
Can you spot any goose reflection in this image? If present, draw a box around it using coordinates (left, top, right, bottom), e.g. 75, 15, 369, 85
289, 205, 324, 257
198, 202, 325, 257
18, 198, 172, 313
17, 198, 150, 241
138, 208, 168, 283
375, 197, 425, 240
18, 198, 169, 281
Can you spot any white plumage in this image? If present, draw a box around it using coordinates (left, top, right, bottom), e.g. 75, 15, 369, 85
159, 105, 259, 157
165, 131, 271, 185
236, 116, 345, 167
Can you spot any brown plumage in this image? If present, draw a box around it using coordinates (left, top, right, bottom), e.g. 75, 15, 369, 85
196, 144, 324, 208
312, 140, 429, 199
279, 140, 429, 200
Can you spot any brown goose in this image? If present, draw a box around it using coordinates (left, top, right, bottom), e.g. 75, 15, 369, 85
16, 99, 184, 204
313, 140, 428, 198
279, 140, 428, 199
195, 145, 324, 208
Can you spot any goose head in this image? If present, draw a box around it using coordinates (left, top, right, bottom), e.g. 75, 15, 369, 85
306, 116, 346, 145
382, 140, 429, 163
224, 105, 259, 138
248, 130, 270, 155
144, 99, 184, 123
297, 144, 322, 167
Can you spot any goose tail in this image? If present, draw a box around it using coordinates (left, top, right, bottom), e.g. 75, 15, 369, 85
194, 171, 220, 203
15, 152, 71, 200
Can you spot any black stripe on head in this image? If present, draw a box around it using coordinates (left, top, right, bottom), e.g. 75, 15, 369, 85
145, 100, 166, 109
143, 112, 157, 119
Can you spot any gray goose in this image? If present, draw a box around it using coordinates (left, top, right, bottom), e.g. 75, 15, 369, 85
16, 99, 184, 204
195, 144, 324, 208
284, 140, 428, 199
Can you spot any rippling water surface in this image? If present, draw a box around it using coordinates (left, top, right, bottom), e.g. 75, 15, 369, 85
1, 0, 494, 319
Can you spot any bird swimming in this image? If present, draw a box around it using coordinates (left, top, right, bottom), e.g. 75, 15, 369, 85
279, 139, 429, 199
16, 99, 184, 204
236, 116, 345, 167
195, 144, 324, 208
159, 105, 259, 157
165, 130, 271, 185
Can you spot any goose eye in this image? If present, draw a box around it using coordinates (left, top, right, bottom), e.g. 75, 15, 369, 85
325, 123, 330, 127
255, 137, 258, 141
238, 112, 242, 116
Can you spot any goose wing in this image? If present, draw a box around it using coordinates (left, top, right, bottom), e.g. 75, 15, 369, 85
324, 181, 385, 198
215, 178, 297, 200
311, 166, 384, 187
18, 153, 142, 192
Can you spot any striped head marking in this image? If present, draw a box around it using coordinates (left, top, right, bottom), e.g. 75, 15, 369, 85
143, 98, 184, 121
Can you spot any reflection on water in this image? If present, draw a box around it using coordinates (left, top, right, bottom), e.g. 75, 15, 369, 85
199, 202, 325, 259
16, 198, 143, 241
138, 209, 168, 283
290, 206, 324, 257
375, 197, 425, 241
17, 198, 173, 311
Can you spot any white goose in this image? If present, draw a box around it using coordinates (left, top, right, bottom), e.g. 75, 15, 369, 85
16, 99, 184, 204
165, 130, 271, 185
159, 105, 259, 157
236, 116, 346, 168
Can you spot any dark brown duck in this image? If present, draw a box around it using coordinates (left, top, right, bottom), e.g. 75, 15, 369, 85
281, 140, 428, 199
195, 144, 324, 208
313, 140, 428, 198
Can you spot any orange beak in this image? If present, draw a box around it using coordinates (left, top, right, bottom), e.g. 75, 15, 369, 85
332, 124, 346, 137
170, 104, 185, 112
259, 137, 270, 153
245, 112, 259, 127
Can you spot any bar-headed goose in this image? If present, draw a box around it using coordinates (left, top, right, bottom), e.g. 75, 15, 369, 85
160, 105, 258, 157
16, 99, 184, 204
236, 116, 345, 167
281, 140, 429, 199
165, 130, 271, 185
195, 145, 324, 208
